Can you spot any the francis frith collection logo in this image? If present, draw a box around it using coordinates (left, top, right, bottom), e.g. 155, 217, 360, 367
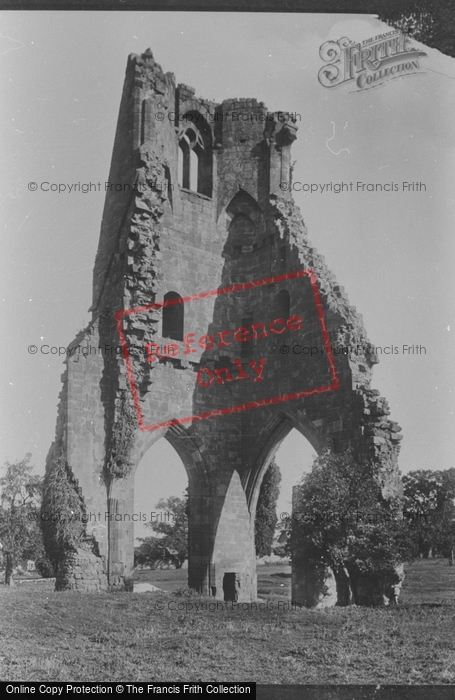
318, 31, 427, 91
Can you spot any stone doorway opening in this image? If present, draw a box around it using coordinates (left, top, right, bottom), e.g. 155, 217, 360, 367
223, 572, 238, 602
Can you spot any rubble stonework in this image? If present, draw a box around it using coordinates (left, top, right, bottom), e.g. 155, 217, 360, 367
44, 48, 403, 603
55, 542, 108, 592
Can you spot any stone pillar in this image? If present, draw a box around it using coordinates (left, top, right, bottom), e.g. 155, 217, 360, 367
187, 469, 256, 601
208, 470, 257, 602
107, 476, 135, 591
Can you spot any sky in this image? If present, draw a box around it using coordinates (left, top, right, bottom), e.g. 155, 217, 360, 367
1, 11, 454, 540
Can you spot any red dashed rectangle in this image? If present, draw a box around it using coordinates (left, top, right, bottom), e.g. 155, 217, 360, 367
115, 270, 339, 432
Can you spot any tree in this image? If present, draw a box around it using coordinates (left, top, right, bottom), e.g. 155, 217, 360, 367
377, 0, 455, 58
402, 469, 455, 559
135, 492, 188, 569
255, 459, 281, 557
274, 515, 292, 558
0, 454, 52, 586
292, 448, 413, 605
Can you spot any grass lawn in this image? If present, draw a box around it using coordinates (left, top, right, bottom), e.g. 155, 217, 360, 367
400, 558, 455, 604
1, 559, 454, 684
134, 561, 293, 600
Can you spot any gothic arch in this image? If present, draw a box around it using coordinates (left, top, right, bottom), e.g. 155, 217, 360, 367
132, 421, 209, 493
177, 111, 213, 197
244, 411, 324, 520
165, 423, 210, 491
222, 190, 266, 260
225, 189, 264, 229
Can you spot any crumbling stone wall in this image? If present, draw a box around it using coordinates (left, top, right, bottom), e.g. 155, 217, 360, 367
55, 542, 107, 592
44, 48, 403, 604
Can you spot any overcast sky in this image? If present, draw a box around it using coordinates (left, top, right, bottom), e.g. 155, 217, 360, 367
1, 11, 454, 539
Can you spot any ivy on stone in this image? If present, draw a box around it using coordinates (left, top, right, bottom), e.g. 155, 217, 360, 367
41, 450, 86, 568
105, 391, 137, 480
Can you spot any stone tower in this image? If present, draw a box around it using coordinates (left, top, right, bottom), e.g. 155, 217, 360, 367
44, 48, 403, 603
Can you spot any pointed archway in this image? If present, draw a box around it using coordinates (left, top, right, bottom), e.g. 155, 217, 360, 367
254, 428, 316, 601
134, 437, 188, 559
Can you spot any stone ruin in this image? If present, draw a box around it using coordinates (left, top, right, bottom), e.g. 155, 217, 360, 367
44, 48, 403, 605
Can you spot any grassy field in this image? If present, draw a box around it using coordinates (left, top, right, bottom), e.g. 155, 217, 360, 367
134, 562, 294, 601
1, 559, 454, 684
399, 558, 455, 604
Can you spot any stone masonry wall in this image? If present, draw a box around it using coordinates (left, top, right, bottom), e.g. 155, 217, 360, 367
45, 48, 403, 603
55, 542, 108, 593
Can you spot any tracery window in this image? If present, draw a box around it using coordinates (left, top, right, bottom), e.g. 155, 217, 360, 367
177, 115, 212, 197
178, 127, 204, 192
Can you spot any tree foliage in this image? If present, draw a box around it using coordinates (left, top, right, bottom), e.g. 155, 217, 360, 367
292, 448, 413, 583
0, 454, 52, 585
135, 492, 188, 569
402, 469, 455, 558
377, 0, 455, 57
255, 459, 282, 557
274, 516, 292, 558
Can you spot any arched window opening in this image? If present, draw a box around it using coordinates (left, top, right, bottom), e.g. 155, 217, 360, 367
162, 292, 184, 341
178, 138, 190, 189
178, 116, 212, 197
178, 130, 201, 192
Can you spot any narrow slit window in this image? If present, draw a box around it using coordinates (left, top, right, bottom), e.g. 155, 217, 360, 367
178, 138, 190, 189
162, 292, 184, 341
189, 148, 199, 192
